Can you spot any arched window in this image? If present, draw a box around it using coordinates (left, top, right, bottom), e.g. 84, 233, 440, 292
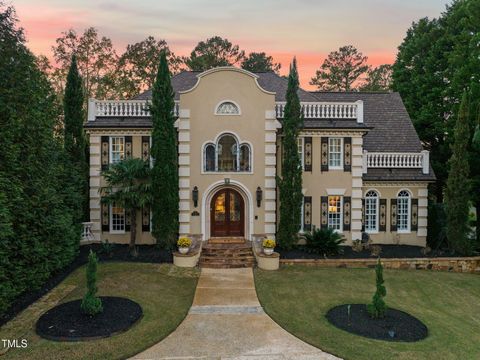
203, 134, 251, 172
216, 101, 240, 115
204, 144, 215, 172
239, 144, 251, 172
218, 135, 238, 171
364, 190, 379, 233
397, 190, 411, 232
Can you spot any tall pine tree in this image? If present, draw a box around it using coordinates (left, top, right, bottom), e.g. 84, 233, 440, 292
151, 51, 179, 249
277, 59, 303, 249
445, 91, 472, 255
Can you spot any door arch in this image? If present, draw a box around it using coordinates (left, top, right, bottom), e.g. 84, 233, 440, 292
210, 188, 245, 237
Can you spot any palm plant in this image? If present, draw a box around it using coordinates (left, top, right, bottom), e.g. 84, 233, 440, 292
101, 158, 151, 256
302, 228, 345, 256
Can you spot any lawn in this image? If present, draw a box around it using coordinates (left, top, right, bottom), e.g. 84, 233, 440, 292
254, 266, 480, 360
0, 262, 199, 360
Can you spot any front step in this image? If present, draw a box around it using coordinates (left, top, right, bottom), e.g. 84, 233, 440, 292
200, 240, 255, 269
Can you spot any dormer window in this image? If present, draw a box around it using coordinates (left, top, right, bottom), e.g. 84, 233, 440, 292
203, 133, 251, 172
215, 101, 240, 115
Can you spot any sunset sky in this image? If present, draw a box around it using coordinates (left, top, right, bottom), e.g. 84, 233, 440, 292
14, 0, 449, 89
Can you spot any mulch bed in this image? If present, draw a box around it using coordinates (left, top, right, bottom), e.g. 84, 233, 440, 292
326, 304, 428, 342
279, 245, 466, 260
0, 244, 172, 327
36, 296, 142, 341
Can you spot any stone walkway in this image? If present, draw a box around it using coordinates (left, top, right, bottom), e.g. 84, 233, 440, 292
133, 268, 339, 360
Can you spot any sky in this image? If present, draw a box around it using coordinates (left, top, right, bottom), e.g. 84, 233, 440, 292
13, 0, 449, 89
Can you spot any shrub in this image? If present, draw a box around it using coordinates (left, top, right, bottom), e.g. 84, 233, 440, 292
352, 240, 363, 252
370, 245, 382, 257
367, 258, 387, 318
263, 239, 276, 248
81, 250, 103, 316
302, 228, 345, 256
177, 237, 192, 248
100, 239, 114, 257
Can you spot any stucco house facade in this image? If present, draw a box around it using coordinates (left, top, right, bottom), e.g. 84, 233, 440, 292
84, 67, 435, 247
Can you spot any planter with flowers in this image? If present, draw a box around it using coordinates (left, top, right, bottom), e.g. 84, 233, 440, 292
263, 239, 276, 255
177, 237, 192, 254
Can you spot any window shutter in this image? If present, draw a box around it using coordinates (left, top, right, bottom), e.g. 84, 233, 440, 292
361, 198, 365, 231
142, 136, 151, 163
379, 199, 387, 232
304, 137, 312, 172
125, 136, 133, 159
101, 136, 109, 170
303, 196, 312, 231
320, 196, 328, 229
142, 206, 151, 232
321, 137, 329, 172
343, 196, 351, 231
125, 209, 131, 232
411, 198, 418, 231
390, 199, 397, 232
343, 137, 352, 172
101, 201, 109, 232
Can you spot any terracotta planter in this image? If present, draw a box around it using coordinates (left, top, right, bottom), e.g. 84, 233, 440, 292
178, 247, 189, 254
263, 247, 274, 255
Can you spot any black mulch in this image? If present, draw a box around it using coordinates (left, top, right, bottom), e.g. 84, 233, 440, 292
36, 296, 143, 341
0, 244, 172, 327
279, 245, 465, 260
326, 304, 428, 342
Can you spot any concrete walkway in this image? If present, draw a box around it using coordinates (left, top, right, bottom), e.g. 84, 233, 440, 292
133, 268, 339, 360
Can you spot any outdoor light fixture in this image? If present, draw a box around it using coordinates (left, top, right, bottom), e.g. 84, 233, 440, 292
256, 187, 262, 207
192, 186, 198, 208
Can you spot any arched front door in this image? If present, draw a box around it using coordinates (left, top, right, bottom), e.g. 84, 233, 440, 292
210, 188, 244, 237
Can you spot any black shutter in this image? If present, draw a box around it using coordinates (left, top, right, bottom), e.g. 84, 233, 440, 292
101, 201, 109, 232
125, 208, 131, 232
361, 198, 365, 231
142, 136, 151, 163
303, 196, 312, 231
411, 198, 418, 231
343, 137, 352, 172
101, 136, 109, 171
142, 206, 151, 232
321, 137, 329, 172
320, 196, 328, 229
390, 199, 397, 232
125, 136, 133, 159
343, 196, 351, 231
379, 199, 387, 232
304, 137, 312, 172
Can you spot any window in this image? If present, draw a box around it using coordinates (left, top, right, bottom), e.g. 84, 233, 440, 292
204, 144, 216, 171
365, 190, 379, 233
216, 101, 240, 115
110, 203, 125, 233
328, 195, 342, 231
297, 137, 304, 168
328, 138, 343, 169
110, 137, 125, 164
203, 134, 251, 172
397, 190, 410, 232
239, 144, 251, 171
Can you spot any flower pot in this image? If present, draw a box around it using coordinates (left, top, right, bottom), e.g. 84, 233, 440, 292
263, 247, 274, 255
178, 247, 189, 254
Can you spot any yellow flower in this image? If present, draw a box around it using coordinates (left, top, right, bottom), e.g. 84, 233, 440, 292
177, 237, 192, 247
263, 239, 276, 248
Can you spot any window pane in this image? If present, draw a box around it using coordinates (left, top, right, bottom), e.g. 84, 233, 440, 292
217, 102, 239, 114
328, 138, 342, 168
297, 137, 304, 167
214, 193, 226, 221
397, 191, 410, 231
111, 204, 125, 232
205, 144, 215, 171
328, 195, 342, 230
229, 192, 241, 221
217, 135, 238, 172
111, 137, 124, 164
239, 144, 250, 172
365, 191, 378, 232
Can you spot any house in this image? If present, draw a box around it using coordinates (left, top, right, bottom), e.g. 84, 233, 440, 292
84, 67, 435, 247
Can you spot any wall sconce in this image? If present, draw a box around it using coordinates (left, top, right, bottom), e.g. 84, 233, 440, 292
256, 187, 262, 208
192, 186, 199, 208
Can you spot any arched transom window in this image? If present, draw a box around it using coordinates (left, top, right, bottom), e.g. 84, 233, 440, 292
364, 190, 379, 233
397, 190, 411, 232
216, 101, 240, 115
204, 134, 251, 172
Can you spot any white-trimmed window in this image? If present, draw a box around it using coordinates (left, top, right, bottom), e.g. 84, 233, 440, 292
328, 195, 342, 231
328, 138, 343, 169
110, 203, 125, 233
216, 101, 240, 115
397, 190, 411, 232
297, 137, 304, 168
110, 136, 125, 164
203, 134, 251, 172
365, 190, 379, 233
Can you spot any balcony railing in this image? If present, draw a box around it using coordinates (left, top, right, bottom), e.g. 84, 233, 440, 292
363, 151, 430, 174
275, 100, 363, 123
88, 99, 179, 120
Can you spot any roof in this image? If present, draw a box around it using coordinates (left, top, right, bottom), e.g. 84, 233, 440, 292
363, 168, 436, 182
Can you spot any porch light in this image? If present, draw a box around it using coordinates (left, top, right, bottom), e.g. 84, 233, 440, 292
192, 186, 199, 207
256, 187, 263, 208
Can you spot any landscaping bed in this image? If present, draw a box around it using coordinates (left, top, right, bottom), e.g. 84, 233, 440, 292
36, 296, 143, 341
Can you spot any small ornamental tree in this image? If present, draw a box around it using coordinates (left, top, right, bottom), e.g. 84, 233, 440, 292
81, 250, 103, 316
367, 258, 387, 319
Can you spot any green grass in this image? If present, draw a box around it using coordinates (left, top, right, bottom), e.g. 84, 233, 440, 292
1, 262, 199, 360
254, 266, 480, 360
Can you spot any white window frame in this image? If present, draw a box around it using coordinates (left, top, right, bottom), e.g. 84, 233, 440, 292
297, 137, 304, 169
109, 203, 126, 234
109, 136, 125, 164
328, 137, 343, 170
215, 100, 241, 115
364, 190, 379, 233
397, 190, 411, 233
327, 195, 343, 232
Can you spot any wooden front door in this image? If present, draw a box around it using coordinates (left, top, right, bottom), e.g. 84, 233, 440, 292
210, 189, 244, 237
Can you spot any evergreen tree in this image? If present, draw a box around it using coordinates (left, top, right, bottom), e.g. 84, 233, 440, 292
63, 55, 89, 223
81, 250, 103, 315
241, 52, 281, 73
367, 258, 387, 318
277, 58, 303, 249
445, 91, 472, 255
151, 52, 179, 249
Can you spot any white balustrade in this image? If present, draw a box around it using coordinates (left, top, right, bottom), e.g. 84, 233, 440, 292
364, 151, 430, 174
88, 99, 179, 120
275, 101, 362, 122
81, 222, 95, 242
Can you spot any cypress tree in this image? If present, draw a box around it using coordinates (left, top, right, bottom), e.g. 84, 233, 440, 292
277, 58, 303, 249
151, 51, 179, 249
445, 91, 472, 255
81, 250, 103, 315
63, 55, 89, 223
367, 258, 387, 318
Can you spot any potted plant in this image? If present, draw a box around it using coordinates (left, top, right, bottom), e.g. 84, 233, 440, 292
177, 237, 192, 254
262, 239, 276, 255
